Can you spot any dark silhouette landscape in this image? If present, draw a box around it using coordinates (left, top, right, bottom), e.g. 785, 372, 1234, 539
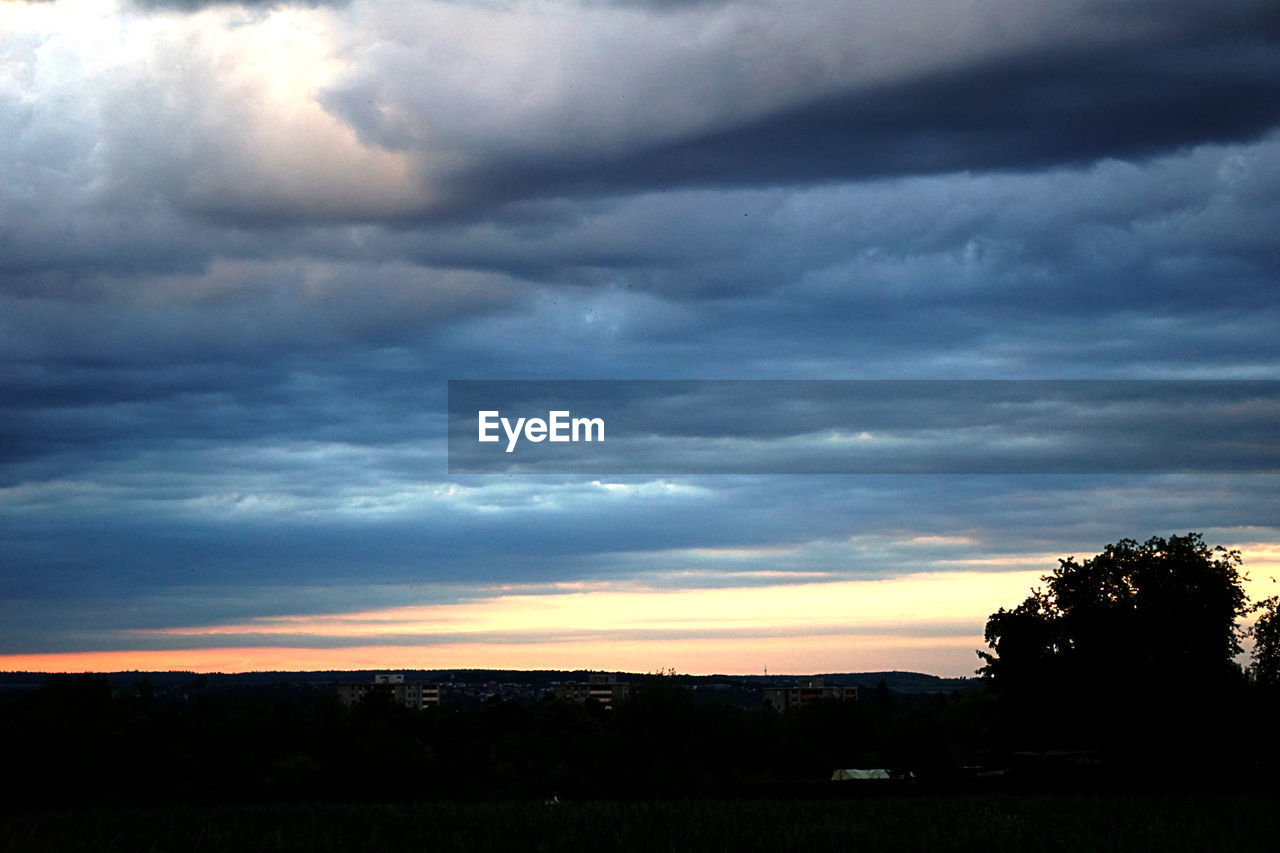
3, 534, 1279, 851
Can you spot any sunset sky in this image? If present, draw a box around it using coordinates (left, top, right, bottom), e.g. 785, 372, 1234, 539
3, 0, 1279, 677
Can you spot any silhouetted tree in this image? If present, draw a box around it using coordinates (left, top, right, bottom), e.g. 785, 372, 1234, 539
979, 533, 1248, 690
977, 533, 1251, 752
1250, 595, 1280, 687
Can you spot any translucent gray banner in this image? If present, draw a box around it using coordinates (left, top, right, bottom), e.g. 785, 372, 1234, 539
447, 380, 1280, 474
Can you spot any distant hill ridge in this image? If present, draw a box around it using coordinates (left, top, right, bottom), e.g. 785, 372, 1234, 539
0, 669, 976, 693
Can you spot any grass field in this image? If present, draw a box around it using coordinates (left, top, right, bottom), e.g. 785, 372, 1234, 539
3, 792, 1277, 852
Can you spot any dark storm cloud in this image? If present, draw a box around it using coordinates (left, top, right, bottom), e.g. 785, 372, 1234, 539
338, 136, 1280, 308
417, 2, 1280, 209
3, 138, 1276, 490
9, 1, 1280, 232
612, 42, 1280, 187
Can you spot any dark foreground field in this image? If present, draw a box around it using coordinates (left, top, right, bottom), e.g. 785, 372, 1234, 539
3, 793, 1276, 853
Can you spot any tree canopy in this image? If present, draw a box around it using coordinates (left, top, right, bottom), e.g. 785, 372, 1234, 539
1250, 595, 1280, 687
978, 533, 1248, 690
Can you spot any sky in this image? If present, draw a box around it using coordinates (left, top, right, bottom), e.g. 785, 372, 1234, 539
2, 0, 1279, 677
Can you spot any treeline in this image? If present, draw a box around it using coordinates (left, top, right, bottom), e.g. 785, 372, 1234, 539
0, 674, 998, 809
4, 672, 1280, 810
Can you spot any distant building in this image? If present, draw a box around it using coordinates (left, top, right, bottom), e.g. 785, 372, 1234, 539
831, 768, 890, 781
551, 672, 630, 710
338, 673, 440, 710
831, 768, 915, 782
763, 678, 857, 710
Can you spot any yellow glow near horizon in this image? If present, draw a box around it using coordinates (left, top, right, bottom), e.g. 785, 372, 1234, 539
0, 568, 1052, 677
5, 543, 1277, 678
131, 570, 1049, 642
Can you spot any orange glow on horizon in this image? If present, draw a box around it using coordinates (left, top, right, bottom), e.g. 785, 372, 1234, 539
0, 633, 986, 678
